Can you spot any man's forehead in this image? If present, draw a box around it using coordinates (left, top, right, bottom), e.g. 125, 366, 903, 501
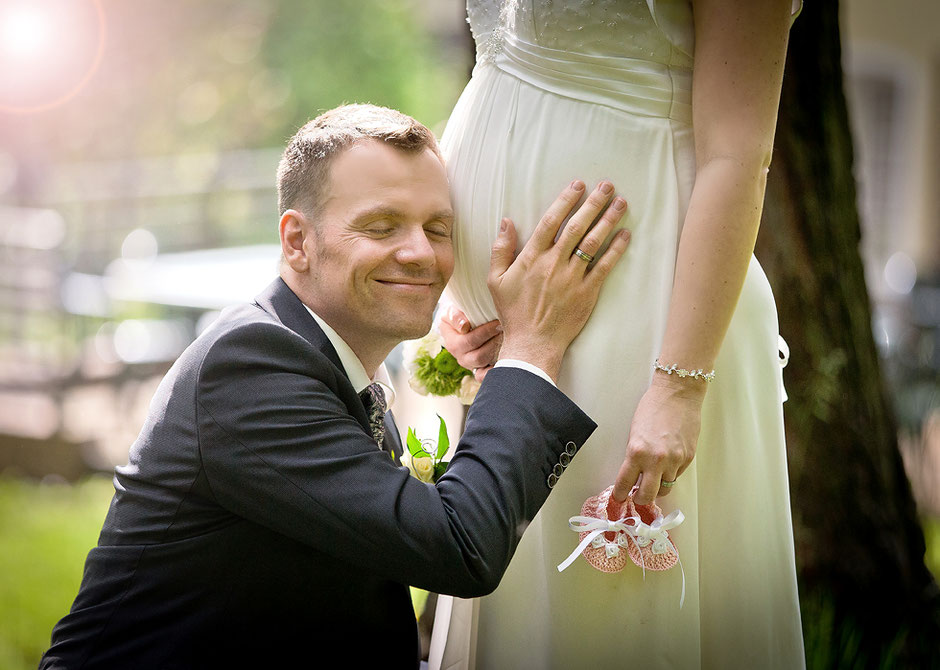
331, 139, 442, 174
322, 141, 451, 208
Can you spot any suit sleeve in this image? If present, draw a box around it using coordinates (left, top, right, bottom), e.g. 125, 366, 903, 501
196, 321, 595, 597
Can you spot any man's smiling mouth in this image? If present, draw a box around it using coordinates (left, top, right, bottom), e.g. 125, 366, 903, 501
375, 278, 436, 287
374, 279, 438, 294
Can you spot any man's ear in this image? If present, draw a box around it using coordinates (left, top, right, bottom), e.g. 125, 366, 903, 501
279, 209, 311, 273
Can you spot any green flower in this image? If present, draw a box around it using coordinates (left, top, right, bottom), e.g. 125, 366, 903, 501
433, 349, 460, 374
403, 330, 474, 400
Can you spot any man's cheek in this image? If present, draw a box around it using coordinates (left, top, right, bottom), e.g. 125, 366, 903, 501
440, 252, 456, 281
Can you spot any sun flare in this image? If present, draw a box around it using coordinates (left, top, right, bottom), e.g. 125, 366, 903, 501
0, 5, 51, 59
0, 0, 105, 113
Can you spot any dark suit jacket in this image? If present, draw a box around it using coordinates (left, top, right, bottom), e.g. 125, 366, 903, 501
41, 278, 595, 669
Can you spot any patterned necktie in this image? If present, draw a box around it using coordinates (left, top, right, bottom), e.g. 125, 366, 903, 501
360, 382, 387, 448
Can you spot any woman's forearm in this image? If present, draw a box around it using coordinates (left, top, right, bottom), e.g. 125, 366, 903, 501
657, 155, 769, 375
653, 0, 793, 379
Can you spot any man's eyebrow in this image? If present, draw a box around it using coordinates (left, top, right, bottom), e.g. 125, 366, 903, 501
350, 205, 405, 223
428, 209, 456, 224
350, 206, 455, 224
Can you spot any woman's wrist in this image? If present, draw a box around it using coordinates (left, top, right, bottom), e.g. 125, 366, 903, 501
649, 369, 708, 403
653, 358, 715, 383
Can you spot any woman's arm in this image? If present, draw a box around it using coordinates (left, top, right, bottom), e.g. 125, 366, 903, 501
611, 0, 795, 505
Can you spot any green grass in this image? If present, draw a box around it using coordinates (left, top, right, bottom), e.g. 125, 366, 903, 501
0, 475, 114, 670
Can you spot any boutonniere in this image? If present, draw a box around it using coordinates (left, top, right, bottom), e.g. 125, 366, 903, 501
402, 330, 481, 405
401, 415, 451, 484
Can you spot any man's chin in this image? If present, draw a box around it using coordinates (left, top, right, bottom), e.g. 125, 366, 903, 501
386, 313, 435, 343
400, 319, 435, 342
373, 292, 440, 342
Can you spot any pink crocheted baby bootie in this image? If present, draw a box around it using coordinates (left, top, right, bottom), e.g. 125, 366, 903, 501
577, 486, 628, 573
619, 494, 680, 572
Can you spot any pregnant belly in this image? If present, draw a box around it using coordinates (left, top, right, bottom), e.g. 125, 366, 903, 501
441, 68, 694, 328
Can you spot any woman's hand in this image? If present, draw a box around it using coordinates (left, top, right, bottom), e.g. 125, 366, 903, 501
610, 374, 706, 506
438, 305, 503, 381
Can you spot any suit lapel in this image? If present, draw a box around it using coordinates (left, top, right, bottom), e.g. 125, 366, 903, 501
255, 277, 402, 463
254, 277, 345, 375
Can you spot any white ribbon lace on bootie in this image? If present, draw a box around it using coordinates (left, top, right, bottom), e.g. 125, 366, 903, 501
558, 509, 687, 607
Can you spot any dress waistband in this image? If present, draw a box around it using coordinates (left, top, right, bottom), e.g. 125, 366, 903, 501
489, 35, 692, 124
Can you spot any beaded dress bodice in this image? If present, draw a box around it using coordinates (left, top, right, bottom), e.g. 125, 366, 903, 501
467, 0, 694, 70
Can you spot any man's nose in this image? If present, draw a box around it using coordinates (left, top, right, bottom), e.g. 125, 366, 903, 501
394, 227, 435, 268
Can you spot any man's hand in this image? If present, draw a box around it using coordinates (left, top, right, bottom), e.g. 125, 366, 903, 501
488, 180, 630, 381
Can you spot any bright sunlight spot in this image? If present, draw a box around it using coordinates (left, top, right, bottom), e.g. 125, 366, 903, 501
0, 5, 51, 59
0, 0, 104, 113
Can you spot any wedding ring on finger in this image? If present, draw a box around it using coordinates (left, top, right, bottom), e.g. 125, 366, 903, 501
660, 478, 678, 489
573, 247, 594, 263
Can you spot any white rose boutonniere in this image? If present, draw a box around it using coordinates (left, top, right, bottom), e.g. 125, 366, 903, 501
402, 330, 479, 405
409, 454, 436, 483
401, 416, 451, 484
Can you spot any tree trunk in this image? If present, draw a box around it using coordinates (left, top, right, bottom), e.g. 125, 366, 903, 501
755, 1, 940, 666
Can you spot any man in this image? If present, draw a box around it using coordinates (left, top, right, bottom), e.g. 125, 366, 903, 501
41, 104, 630, 668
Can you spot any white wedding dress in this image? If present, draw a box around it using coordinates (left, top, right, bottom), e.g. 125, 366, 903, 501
431, 1, 806, 668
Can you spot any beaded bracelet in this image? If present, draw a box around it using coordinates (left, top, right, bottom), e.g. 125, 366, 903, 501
653, 358, 716, 383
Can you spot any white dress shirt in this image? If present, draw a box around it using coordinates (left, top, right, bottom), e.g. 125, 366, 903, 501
302, 305, 395, 406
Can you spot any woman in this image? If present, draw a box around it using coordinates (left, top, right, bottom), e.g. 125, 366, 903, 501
433, 0, 805, 668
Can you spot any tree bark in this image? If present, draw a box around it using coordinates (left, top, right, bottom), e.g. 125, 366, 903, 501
755, 1, 940, 665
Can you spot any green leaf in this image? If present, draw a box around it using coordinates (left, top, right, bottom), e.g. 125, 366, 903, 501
406, 427, 423, 457
433, 461, 449, 482
436, 415, 449, 461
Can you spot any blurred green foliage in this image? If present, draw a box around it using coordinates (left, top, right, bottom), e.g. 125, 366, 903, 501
799, 517, 940, 669
262, 0, 463, 137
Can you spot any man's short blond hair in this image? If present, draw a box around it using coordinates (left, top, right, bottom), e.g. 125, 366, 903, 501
276, 103, 442, 218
